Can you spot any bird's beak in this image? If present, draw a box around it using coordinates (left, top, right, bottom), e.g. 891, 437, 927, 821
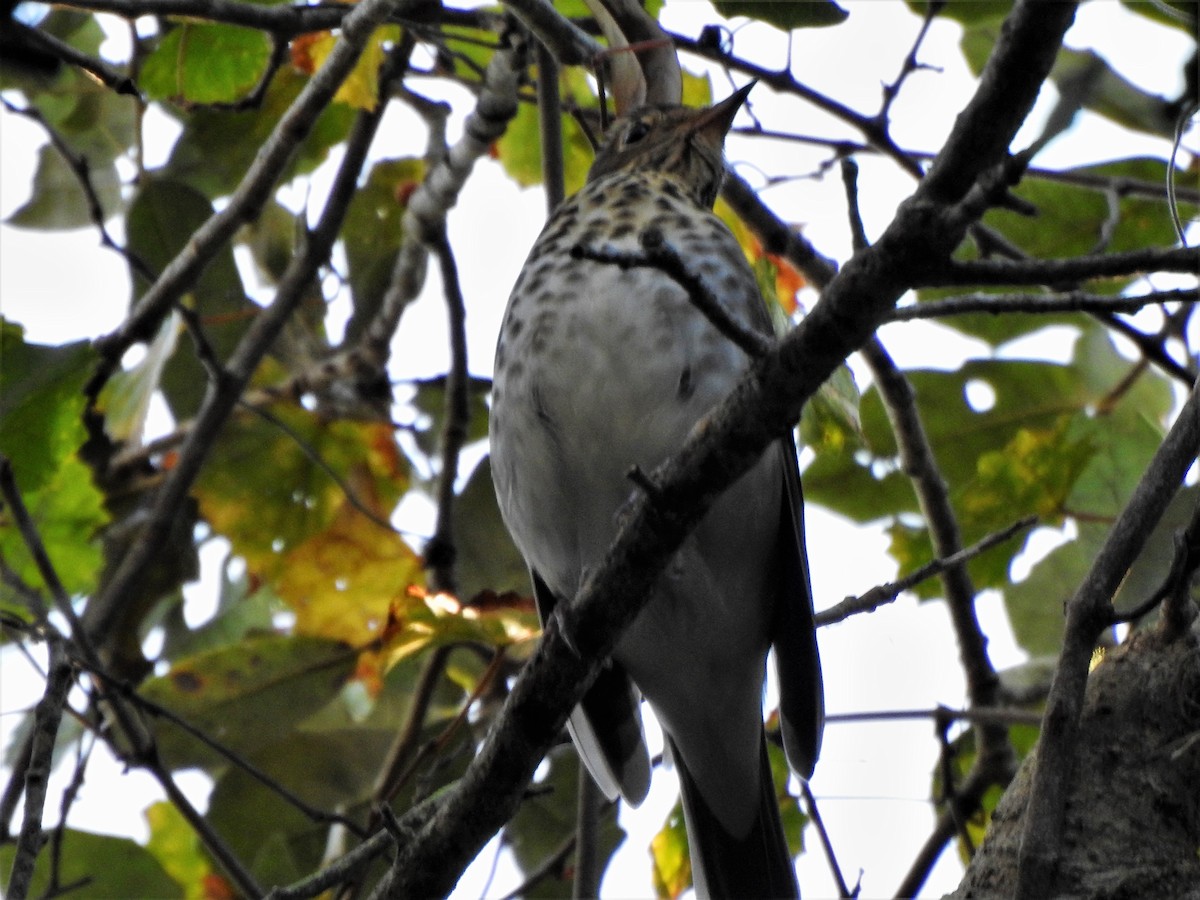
692, 81, 756, 143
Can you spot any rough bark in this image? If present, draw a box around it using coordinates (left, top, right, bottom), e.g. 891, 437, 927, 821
950, 622, 1200, 899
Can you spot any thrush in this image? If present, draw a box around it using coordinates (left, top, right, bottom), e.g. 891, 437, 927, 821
489, 83, 824, 898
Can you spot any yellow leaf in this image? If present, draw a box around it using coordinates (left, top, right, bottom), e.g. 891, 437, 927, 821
279, 497, 424, 645
145, 801, 214, 900
380, 586, 540, 670
289, 26, 399, 110
650, 803, 692, 899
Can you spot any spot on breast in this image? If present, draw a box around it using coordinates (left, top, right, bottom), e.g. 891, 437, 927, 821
677, 366, 695, 401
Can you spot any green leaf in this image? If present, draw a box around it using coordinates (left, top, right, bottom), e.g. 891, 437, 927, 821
0, 321, 106, 596
145, 801, 219, 900
714, 0, 849, 29
1052, 48, 1178, 139
1008, 485, 1200, 656
164, 67, 354, 197
904, 0, 1011, 26
651, 800, 692, 898
194, 403, 408, 586
0, 829, 183, 898
0, 321, 93, 491
342, 157, 426, 342
125, 176, 253, 418
138, 633, 358, 770
799, 363, 862, 458
140, 22, 272, 105
495, 97, 595, 195
409, 375, 492, 462
1006, 522, 1098, 655
1119, 0, 1198, 32
5, 143, 121, 230
96, 311, 182, 443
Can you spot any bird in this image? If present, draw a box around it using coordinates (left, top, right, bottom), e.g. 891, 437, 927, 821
489, 82, 824, 898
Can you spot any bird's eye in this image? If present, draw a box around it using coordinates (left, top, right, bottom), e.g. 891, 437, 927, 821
624, 121, 651, 145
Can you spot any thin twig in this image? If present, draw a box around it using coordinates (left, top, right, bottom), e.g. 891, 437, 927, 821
80, 14, 411, 648
800, 783, 852, 899
888, 287, 1198, 322
87, 0, 426, 400
878, 0, 942, 123
0, 457, 97, 662
7, 637, 73, 900
423, 231, 472, 594
924, 246, 1199, 288
371, 646, 454, 807
536, 38, 565, 214
827, 705, 1043, 728
265, 830, 395, 900
842, 161, 1009, 745
6, 21, 138, 95
816, 516, 1036, 628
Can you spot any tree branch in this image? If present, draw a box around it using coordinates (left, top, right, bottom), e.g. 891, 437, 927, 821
423, 231, 471, 594
6, 637, 73, 900
888, 287, 1198, 322
86, 0, 424, 400
815, 516, 1036, 628
81, 13, 409, 646
357, 25, 526, 373
923, 246, 1199, 287
1016, 372, 1200, 895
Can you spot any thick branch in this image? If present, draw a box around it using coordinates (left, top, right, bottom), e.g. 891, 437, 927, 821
1016, 373, 1200, 895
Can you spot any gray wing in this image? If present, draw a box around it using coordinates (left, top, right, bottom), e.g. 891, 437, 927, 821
531, 571, 652, 804
771, 433, 825, 778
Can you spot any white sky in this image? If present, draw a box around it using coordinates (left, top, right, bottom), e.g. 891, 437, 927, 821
0, 1, 1195, 897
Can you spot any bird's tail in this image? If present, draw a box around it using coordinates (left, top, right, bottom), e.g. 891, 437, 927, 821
671, 734, 799, 899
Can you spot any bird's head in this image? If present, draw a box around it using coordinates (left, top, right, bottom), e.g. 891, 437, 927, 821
587, 82, 754, 208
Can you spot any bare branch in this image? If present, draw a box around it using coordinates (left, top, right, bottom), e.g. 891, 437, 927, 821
501, 0, 601, 67
888, 287, 1198, 322
816, 516, 1037, 628
81, 22, 411, 648
923, 246, 1199, 288
7, 637, 73, 900
423, 232, 472, 595
358, 26, 526, 371
87, 0, 427, 400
